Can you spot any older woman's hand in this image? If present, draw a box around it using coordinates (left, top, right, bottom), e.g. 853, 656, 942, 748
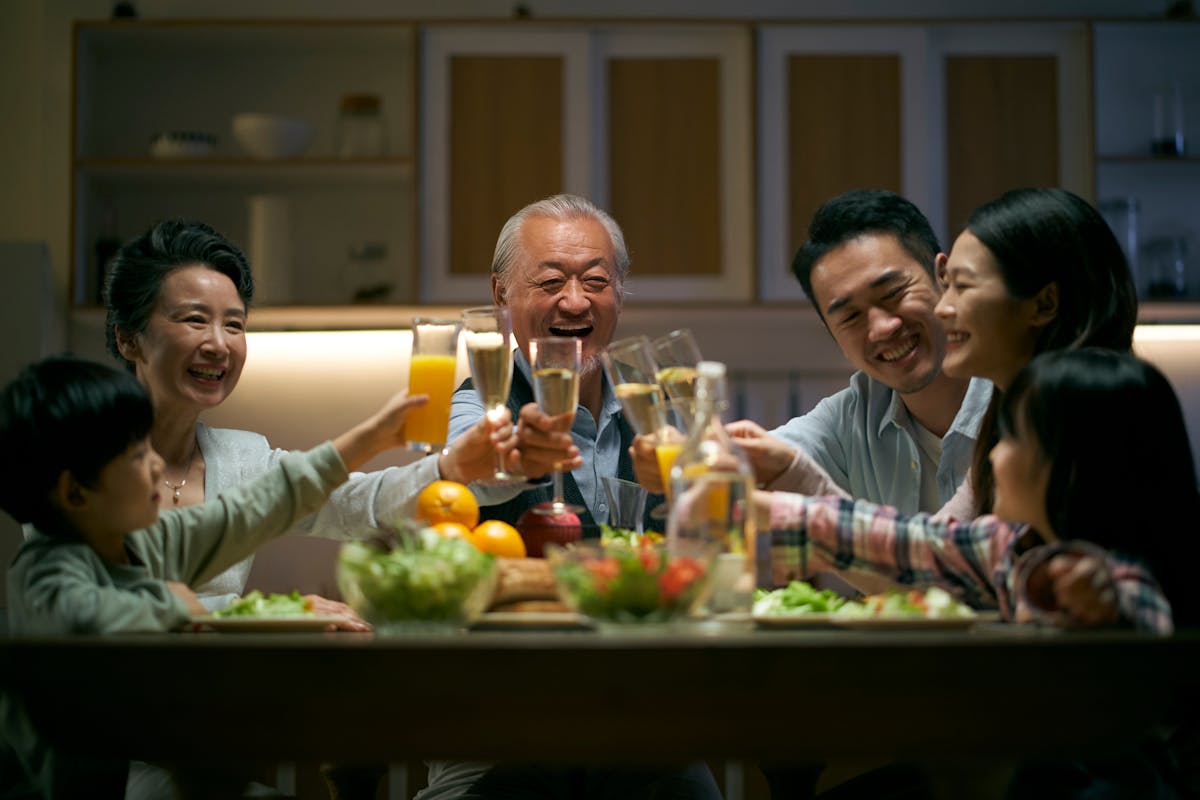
514, 402, 581, 479
303, 594, 372, 632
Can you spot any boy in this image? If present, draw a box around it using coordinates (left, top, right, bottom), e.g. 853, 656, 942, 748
0, 355, 424, 795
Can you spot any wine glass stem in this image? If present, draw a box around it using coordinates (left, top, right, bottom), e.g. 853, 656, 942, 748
551, 469, 566, 507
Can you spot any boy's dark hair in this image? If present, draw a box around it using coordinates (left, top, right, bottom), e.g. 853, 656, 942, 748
104, 218, 254, 372
966, 188, 1138, 518
791, 190, 942, 317
0, 356, 154, 533
1000, 348, 1199, 626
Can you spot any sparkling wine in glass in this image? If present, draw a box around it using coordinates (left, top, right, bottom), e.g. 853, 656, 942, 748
602, 335, 669, 438
530, 336, 583, 515
462, 306, 520, 486
652, 329, 702, 414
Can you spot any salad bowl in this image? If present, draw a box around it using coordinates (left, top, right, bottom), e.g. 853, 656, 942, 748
546, 539, 714, 627
337, 529, 496, 633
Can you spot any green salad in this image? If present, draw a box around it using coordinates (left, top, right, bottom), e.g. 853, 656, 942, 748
752, 581, 848, 616
337, 529, 495, 625
213, 590, 313, 618
598, 524, 663, 547
550, 540, 708, 624
753, 583, 976, 619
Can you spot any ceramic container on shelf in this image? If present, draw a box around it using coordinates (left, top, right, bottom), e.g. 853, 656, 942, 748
231, 113, 314, 159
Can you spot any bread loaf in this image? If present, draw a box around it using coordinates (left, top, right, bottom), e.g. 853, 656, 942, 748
489, 557, 560, 609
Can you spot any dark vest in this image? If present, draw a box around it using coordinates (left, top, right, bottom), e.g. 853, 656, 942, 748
460, 362, 664, 536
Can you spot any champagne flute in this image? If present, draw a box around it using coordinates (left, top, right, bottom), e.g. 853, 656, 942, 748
652, 328, 703, 418
601, 335, 668, 439
462, 306, 521, 486
529, 336, 584, 515
405, 318, 462, 453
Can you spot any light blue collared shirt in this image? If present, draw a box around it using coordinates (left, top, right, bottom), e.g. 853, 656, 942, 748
769, 374, 993, 515
447, 349, 625, 522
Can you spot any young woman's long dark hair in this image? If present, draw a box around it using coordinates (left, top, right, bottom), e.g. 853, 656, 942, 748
965, 188, 1139, 516
999, 348, 1200, 627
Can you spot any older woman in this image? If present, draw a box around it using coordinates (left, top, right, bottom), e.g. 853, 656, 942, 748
104, 218, 513, 617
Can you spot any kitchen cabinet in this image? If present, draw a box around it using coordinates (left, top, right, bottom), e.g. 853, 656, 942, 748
420, 25, 753, 304
1093, 21, 1200, 303
71, 21, 417, 307
756, 22, 1090, 302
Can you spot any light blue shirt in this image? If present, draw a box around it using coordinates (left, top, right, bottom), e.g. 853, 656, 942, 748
770, 374, 993, 515
447, 349, 625, 522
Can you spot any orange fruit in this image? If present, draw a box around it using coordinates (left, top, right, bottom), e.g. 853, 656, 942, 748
469, 520, 527, 558
416, 480, 480, 528
430, 521, 473, 541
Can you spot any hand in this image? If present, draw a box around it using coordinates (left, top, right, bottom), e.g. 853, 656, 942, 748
333, 391, 428, 471
439, 407, 519, 484
166, 581, 208, 616
1043, 553, 1119, 627
513, 403, 581, 479
629, 433, 665, 493
726, 420, 795, 486
303, 594, 372, 632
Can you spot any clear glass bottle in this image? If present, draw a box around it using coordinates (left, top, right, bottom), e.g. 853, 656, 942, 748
666, 361, 756, 612
335, 93, 386, 159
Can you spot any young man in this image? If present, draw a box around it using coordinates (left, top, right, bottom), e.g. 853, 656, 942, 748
731, 190, 993, 516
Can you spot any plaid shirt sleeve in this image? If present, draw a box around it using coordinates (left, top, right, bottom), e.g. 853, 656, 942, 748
1109, 559, 1174, 635
759, 492, 1016, 610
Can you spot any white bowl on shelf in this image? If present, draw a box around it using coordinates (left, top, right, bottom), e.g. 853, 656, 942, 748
231, 113, 314, 159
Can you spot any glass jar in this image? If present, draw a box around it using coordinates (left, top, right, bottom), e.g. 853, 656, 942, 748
335, 93, 386, 159
666, 361, 757, 612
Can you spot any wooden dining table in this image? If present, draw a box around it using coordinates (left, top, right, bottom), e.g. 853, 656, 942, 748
1, 621, 1197, 773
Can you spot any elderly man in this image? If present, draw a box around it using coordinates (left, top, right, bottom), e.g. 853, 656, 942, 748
447, 193, 660, 529
431, 198, 720, 799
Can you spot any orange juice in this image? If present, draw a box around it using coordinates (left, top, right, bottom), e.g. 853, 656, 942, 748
406, 354, 458, 446
655, 442, 683, 500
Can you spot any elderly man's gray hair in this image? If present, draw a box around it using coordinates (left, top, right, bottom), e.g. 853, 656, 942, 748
491, 194, 630, 302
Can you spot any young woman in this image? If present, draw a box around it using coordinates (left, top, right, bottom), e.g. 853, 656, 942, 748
758, 348, 1199, 632
935, 187, 1138, 518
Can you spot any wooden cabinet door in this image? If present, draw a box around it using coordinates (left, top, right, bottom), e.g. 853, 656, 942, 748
421, 25, 751, 304
757, 27, 930, 302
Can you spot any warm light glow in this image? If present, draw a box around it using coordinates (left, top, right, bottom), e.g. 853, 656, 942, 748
1134, 325, 1200, 343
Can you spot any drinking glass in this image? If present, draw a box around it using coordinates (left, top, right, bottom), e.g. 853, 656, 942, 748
652, 329, 703, 413
529, 336, 584, 515
601, 476, 648, 536
405, 318, 462, 453
651, 400, 694, 521
462, 306, 520, 486
602, 335, 668, 438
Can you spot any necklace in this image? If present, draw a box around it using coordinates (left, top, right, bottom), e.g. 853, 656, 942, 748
163, 442, 198, 505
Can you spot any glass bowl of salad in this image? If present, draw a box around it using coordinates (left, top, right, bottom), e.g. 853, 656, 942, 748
336, 528, 496, 633
546, 538, 714, 627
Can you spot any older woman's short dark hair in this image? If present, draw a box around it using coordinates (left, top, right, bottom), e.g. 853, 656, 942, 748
104, 219, 253, 371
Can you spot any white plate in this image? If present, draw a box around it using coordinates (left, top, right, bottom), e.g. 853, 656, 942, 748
832, 612, 1000, 631
469, 612, 593, 631
189, 615, 345, 633
752, 613, 841, 629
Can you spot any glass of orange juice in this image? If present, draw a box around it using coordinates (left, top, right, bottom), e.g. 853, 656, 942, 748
654, 400, 694, 505
405, 318, 462, 453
